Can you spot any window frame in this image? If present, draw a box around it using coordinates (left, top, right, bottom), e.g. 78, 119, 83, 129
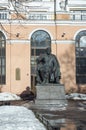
31, 30, 51, 76
0, 31, 6, 85
70, 10, 86, 21
0, 10, 8, 20
76, 30, 86, 84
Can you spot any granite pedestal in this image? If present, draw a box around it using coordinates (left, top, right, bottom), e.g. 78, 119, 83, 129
31, 84, 68, 110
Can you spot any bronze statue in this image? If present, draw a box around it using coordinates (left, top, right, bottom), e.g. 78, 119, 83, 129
36, 47, 61, 85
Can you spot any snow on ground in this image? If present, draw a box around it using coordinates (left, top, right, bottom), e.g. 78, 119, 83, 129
0, 92, 21, 101
66, 93, 86, 100
0, 92, 86, 101
0, 106, 47, 130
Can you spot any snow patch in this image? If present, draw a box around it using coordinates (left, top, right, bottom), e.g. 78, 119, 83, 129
0, 92, 21, 101
66, 93, 86, 100
0, 106, 46, 130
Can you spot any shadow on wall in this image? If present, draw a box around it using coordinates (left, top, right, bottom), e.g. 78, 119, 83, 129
60, 44, 77, 93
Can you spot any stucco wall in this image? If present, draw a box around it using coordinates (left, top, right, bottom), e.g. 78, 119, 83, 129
0, 23, 86, 94
1, 43, 31, 94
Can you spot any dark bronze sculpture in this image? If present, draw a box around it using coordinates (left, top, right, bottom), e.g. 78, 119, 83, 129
36, 47, 61, 84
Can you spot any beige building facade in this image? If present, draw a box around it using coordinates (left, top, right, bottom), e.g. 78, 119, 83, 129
0, 0, 86, 94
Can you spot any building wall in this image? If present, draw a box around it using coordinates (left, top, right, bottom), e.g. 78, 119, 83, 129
2, 42, 31, 94
0, 22, 86, 94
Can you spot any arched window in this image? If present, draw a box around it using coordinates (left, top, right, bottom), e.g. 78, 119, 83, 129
31, 30, 51, 75
76, 30, 86, 84
31, 30, 51, 88
31, 30, 51, 48
0, 31, 6, 84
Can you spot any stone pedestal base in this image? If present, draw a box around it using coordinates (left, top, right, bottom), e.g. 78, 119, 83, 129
31, 84, 67, 110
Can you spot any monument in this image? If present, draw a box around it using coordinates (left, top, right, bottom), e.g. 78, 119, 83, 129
34, 47, 67, 110
36, 47, 61, 84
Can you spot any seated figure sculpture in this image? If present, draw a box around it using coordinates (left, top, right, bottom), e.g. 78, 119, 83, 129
36, 47, 61, 84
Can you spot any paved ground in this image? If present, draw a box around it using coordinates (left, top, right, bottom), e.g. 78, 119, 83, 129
10, 99, 86, 120
11, 100, 84, 129
21, 100, 86, 129
1, 99, 85, 129
30, 100, 86, 120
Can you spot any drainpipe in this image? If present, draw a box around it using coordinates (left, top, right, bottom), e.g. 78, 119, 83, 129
54, 0, 56, 21
54, 0, 57, 56
9, 20, 12, 93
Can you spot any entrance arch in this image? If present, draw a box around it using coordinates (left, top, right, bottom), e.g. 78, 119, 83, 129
31, 30, 51, 89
